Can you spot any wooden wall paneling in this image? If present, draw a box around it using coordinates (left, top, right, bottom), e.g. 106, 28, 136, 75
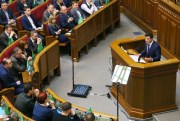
168, 21, 177, 54
176, 26, 180, 57
136, 0, 144, 18
144, 0, 154, 27
39, 53, 48, 82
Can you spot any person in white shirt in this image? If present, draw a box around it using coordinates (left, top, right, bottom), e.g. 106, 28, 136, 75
81, 0, 98, 17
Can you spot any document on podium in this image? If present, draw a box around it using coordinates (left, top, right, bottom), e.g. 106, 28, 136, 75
111, 65, 131, 85
129, 55, 146, 63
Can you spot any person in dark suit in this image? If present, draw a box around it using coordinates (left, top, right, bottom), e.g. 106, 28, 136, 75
92, 0, 105, 9
15, 83, 39, 118
140, 33, 161, 62
54, 0, 65, 10
70, 1, 86, 25
60, 6, 75, 30
17, 0, 33, 15
48, 16, 69, 43
0, 58, 24, 95
27, 31, 42, 55
0, 2, 16, 26
0, 0, 9, 7
0, 25, 18, 53
52, 102, 81, 121
33, 92, 56, 121
53, 0, 72, 8
10, 47, 27, 81
21, 7, 42, 31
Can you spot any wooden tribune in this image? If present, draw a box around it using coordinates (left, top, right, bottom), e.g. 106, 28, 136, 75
68, 0, 120, 62
110, 36, 180, 119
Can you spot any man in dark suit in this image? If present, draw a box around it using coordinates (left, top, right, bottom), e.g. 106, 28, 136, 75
53, 0, 72, 8
60, 6, 75, 30
0, 58, 24, 95
92, 0, 105, 9
0, 2, 16, 26
0, 0, 9, 7
21, 7, 42, 31
10, 47, 26, 81
54, 0, 65, 10
0, 25, 18, 52
27, 31, 42, 55
140, 33, 161, 62
15, 83, 39, 118
17, 0, 33, 15
70, 1, 86, 25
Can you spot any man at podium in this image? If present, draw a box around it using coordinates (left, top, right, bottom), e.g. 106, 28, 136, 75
140, 33, 161, 62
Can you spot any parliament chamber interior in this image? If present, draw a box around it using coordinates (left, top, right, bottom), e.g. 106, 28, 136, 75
0, 0, 180, 121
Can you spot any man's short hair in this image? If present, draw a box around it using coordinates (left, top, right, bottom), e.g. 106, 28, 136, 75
24, 7, 30, 11
72, 0, 78, 5
30, 30, 38, 36
84, 113, 95, 121
61, 102, 72, 111
145, 33, 153, 39
2, 58, 10, 65
12, 47, 21, 55
5, 24, 12, 30
24, 83, 33, 94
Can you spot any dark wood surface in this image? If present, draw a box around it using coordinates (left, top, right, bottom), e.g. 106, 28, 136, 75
110, 36, 180, 119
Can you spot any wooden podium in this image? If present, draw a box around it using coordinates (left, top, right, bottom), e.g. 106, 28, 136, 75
110, 36, 180, 119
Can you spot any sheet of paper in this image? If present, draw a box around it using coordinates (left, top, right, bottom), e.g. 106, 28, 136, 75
111, 65, 131, 85
129, 55, 146, 63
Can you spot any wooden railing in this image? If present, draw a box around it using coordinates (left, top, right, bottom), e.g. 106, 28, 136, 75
67, 0, 120, 62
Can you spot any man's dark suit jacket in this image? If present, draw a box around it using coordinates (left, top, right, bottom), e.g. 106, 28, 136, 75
140, 41, 161, 62
21, 14, 42, 31
53, 0, 72, 7
0, 8, 16, 25
0, 32, 17, 53
10, 55, 26, 80
27, 38, 38, 54
0, 64, 18, 88
15, 92, 36, 118
17, 0, 33, 15
54, 2, 64, 10
60, 13, 75, 30
70, 8, 86, 25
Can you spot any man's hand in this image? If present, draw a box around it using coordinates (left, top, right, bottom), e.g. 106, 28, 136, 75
16, 81, 21, 85
37, 38, 42, 44
9, 31, 15, 38
68, 17, 73, 23
34, 89, 39, 97
145, 57, 153, 62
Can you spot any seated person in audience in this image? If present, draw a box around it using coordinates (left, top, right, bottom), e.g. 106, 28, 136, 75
0, 25, 18, 53
0, 0, 9, 7
84, 113, 95, 121
17, 0, 33, 15
21, 7, 43, 31
0, 58, 24, 95
42, 4, 59, 23
10, 47, 29, 81
139, 33, 161, 62
27, 30, 42, 55
70, 1, 86, 25
54, 0, 65, 11
53, 0, 72, 8
18, 40, 32, 59
81, 0, 98, 17
60, 6, 75, 30
48, 16, 69, 43
33, 92, 56, 121
15, 83, 39, 118
32, 0, 45, 8
92, 0, 105, 9
52, 102, 81, 121
0, 2, 16, 26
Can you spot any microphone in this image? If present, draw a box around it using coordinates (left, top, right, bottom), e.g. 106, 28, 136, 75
138, 55, 142, 62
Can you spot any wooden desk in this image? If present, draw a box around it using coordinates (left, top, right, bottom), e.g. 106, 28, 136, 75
110, 36, 180, 119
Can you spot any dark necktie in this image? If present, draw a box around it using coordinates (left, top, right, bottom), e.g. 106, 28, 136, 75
147, 44, 150, 53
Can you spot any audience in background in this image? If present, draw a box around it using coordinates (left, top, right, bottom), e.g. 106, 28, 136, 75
81, 0, 98, 17
42, 4, 59, 23
17, 0, 33, 15
70, 1, 86, 25
21, 7, 42, 31
0, 25, 18, 53
52, 102, 81, 121
15, 83, 39, 118
48, 16, 69, 43
33, 92, 56, 121
54, 0, 65, 10
60, 6, 75, 30
0, 58, 24, 95
27, 31, 42, 55
53, 0, 72, 8
0, 2, 16, 26
10, 47, 27, 81
84, 113, 95, 121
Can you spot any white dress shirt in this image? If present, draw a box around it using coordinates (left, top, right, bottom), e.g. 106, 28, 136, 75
81, 2, 98, 14
27, 16, 37, 29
